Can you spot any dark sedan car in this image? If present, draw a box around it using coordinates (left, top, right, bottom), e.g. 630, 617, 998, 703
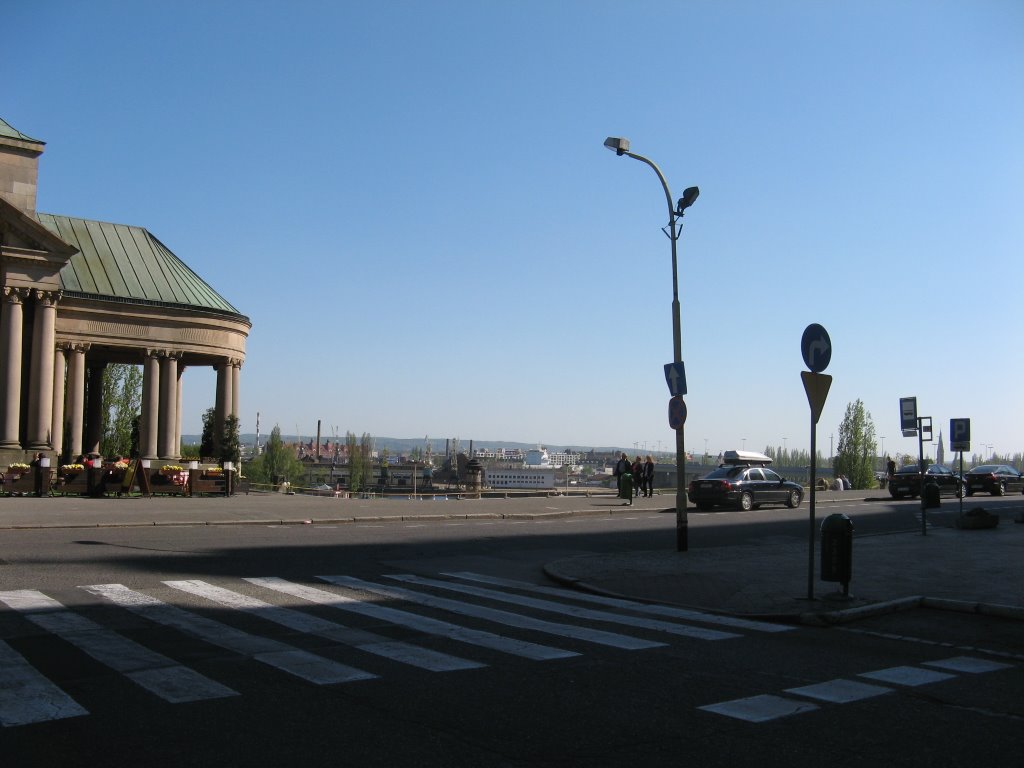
688, 463, 803, 511
888, 464, 965, 499
964, 465, 1024, 496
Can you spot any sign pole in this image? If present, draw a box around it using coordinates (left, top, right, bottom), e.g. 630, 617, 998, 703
808, 414, 817, 600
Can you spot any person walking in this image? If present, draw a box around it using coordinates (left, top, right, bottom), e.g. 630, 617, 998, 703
631, 456, 643, 499
642, 455, 655, 497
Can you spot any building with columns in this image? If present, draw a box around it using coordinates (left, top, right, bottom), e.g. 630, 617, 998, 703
0, 116, 250, 465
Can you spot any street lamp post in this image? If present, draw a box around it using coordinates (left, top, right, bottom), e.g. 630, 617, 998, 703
604, 136, 698, 552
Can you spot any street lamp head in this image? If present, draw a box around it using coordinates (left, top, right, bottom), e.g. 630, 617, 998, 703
603, 136, 630, 156
676, 186, 700, 214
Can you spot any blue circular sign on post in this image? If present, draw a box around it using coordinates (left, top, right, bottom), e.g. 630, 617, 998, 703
801, 323, 832, 373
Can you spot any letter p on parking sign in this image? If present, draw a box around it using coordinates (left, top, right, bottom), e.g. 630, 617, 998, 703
950, 418, 970, 452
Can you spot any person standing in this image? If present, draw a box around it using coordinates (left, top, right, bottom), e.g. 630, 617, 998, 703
631, 456, 643, 498
614, 452, 632, 501
642, 455, 655, 497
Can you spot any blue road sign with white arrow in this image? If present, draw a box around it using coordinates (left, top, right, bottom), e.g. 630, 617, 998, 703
801, 323, 832, 373
664, 362, 687, 396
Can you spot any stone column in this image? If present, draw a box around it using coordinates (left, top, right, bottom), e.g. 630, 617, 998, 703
85, 361, 105, 455
50, 344, 68, 461
65, 344, 87, 459
175, 364, 185, 459
140, 350, 160, 460
27, 290, 59, 449
0, 288, 26, 448
231, 360, 241, 419
158, 352, 179, 460
214, 359, 233, 456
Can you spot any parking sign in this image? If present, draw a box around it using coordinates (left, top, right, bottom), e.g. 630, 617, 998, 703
950, 418, 970, 452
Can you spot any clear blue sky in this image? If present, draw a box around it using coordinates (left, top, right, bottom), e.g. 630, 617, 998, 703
5, 1, 1022, 460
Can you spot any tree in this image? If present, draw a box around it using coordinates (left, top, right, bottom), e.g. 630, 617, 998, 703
245, 425, 302, 485
833, 400, 877, 489
200, 407, 216, 459
100, 364, 142, 458
221, 414, 241, 465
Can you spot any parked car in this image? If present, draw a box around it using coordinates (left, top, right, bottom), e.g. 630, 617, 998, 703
964, 465, 1024, 496
687, 451, 803, 511
888, 464, 965, 499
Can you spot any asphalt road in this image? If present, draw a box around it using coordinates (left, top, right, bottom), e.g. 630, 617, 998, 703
2, 500, 1021, 766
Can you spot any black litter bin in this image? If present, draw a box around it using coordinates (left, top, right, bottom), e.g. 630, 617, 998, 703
821, 513, 853, 594
923, 482, 941, 509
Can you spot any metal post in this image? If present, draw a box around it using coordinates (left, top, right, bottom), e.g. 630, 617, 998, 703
918, 416, 927, 536
808, 417, 817, 600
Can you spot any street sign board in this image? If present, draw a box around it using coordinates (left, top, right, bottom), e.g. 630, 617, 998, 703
664, 362, 687, 396
950, 418, 970, 452
900, 396, 918, 436
800, 324, 832, 373
801, 371, 832, 425
668, 396, 687, 430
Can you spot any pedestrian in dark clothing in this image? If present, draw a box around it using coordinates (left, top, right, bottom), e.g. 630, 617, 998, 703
614, 453, 632, 502
642, 455, 655, 497
631, 456, 643, 498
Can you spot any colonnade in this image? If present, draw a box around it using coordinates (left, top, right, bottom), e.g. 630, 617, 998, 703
0, 286, 241, 461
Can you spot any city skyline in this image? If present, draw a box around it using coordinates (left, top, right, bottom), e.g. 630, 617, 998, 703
5, 1, 1021, 459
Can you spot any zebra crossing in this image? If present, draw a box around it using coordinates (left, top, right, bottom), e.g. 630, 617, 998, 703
0, 571, 786, 728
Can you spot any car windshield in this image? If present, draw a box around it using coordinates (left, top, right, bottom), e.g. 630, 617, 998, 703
969, 465, 999, 473
894, 466, 921, 475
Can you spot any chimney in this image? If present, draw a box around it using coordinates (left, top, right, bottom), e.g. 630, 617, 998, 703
0, 117, 45, 217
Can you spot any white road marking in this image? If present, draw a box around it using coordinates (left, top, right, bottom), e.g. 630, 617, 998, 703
164, 579, 481, 672
249, 577, 577, 661
699, 694, 817, 722
0, 639, 89, 727
785, 678, 892, 703
387, 574, 739, 641
859, 665, 956, 687
80, 583, 374, 685
444, 572, 793, 633
0, 590, 237, 703
318, 575, 665, 650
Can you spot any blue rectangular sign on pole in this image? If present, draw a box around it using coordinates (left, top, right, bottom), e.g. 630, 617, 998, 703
950, 418, 970, 452
664, 362, 687, 396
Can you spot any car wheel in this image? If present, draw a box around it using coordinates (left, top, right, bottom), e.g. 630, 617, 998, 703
785, 489, 801, 508
738, 492, 754, 511
956, 483, 966, 499
995, 482, 1006, 496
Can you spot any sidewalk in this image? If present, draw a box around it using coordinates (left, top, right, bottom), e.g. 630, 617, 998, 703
2, 489, 1021, 624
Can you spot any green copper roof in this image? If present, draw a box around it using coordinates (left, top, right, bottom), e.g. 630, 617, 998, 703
37, 213, 245, 318
0, 117, 44, 145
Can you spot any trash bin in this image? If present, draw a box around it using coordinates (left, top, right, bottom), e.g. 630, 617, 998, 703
923, 481, 941, 509
821, 513, 853, 594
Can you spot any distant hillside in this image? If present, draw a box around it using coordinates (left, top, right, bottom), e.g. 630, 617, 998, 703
181, 435, 629, 456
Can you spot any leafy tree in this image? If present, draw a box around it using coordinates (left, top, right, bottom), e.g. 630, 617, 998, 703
200, 407, 216, 459
221, 414, 241, 465
100, 364, 142, 458
245, 425, 302, 485
833, 400, 877, 489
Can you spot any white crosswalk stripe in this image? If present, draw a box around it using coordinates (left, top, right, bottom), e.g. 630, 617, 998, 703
0, 590, 238, 703
1, 570, 802, 728
80, 583, 375, 685
0, 638, 89, 727
441, 572, 793, 633
383, 573, 741, 641
163, 579, 483, 672
318, 575, 668, 649
246, 577, 578, 661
